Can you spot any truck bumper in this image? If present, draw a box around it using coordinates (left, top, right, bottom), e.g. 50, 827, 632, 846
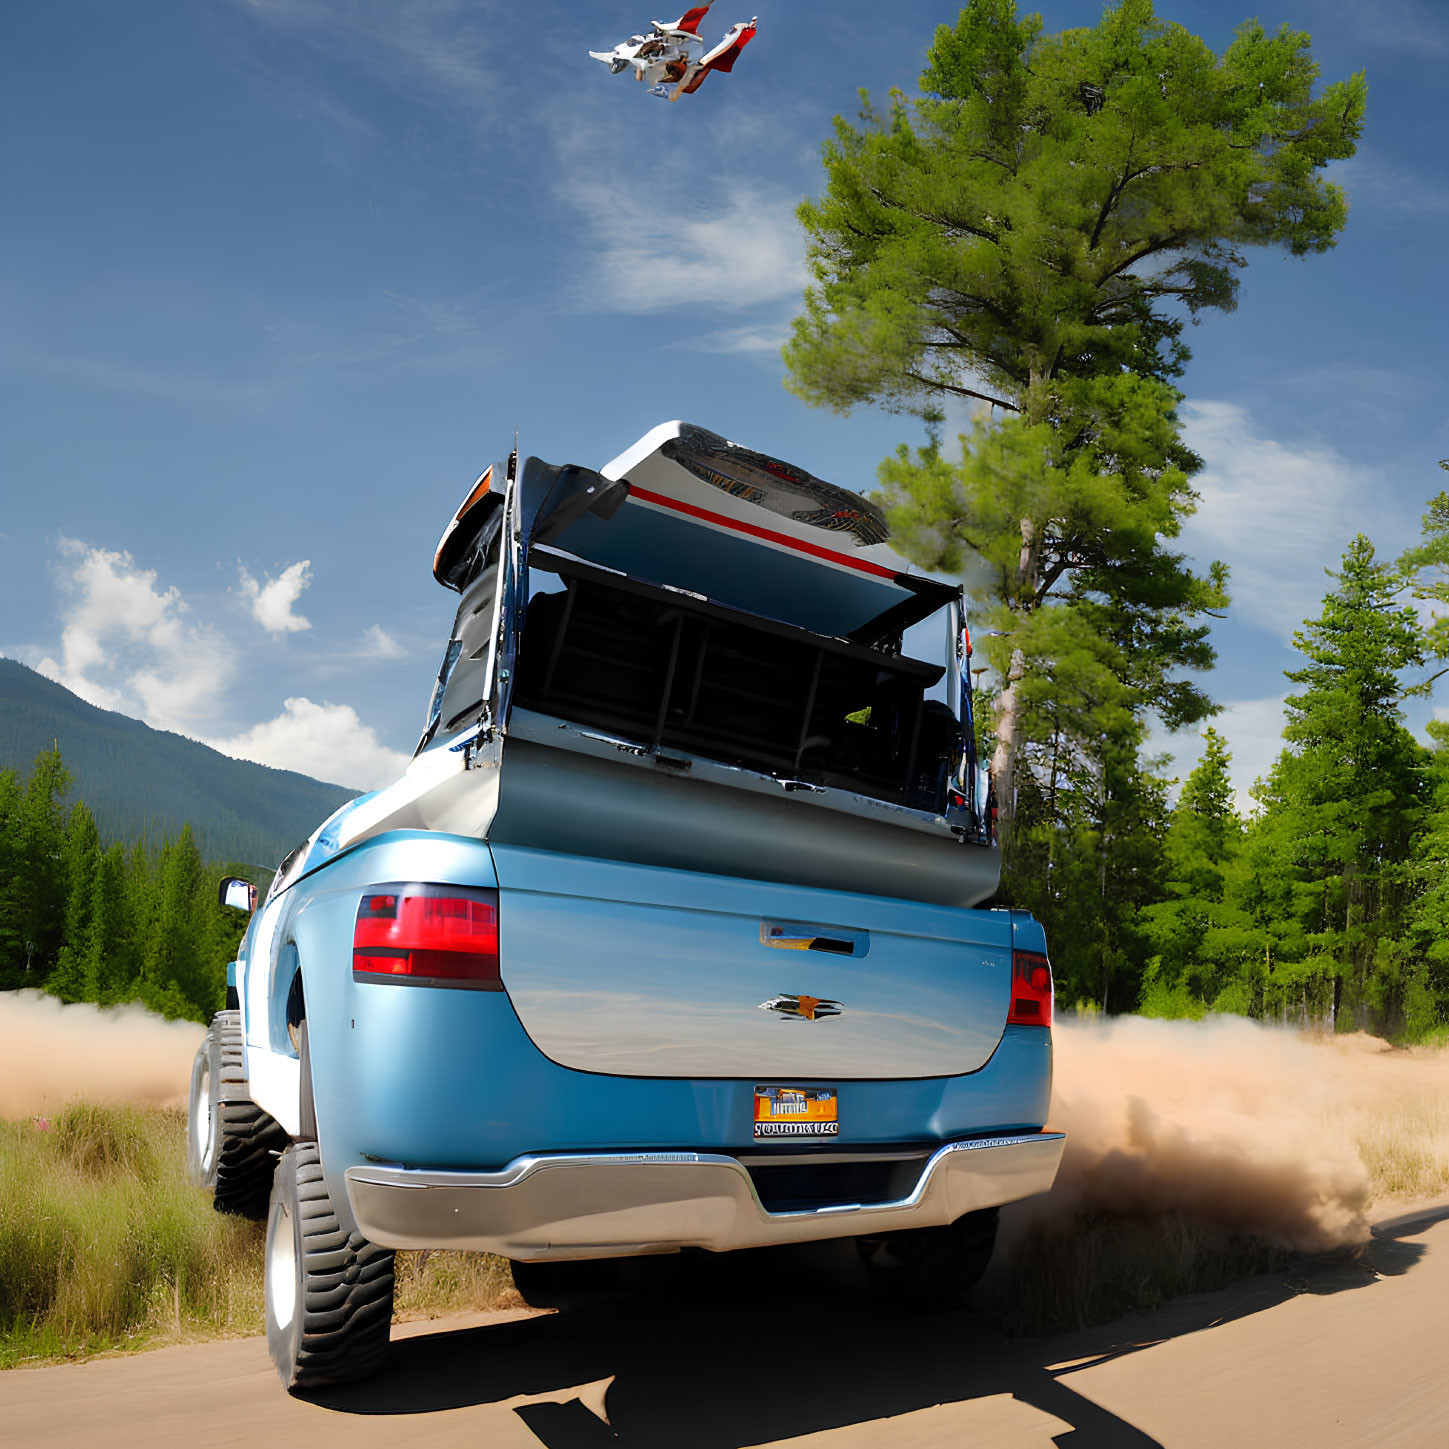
344, 1129, 1065, 1260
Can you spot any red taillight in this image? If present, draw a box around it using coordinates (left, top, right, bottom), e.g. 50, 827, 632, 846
353, 888, 501, 989
1007, 949, 1053, 1027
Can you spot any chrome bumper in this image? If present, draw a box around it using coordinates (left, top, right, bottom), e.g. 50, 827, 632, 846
343, 1131, 1065, 1260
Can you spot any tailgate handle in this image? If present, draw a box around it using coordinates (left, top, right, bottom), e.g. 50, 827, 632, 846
761, 924, 866, 957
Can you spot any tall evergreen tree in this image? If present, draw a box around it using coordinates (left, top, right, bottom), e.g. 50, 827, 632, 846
13, 747, 72, 980
784, 0, 1363, 841
141, 825, 206, 1018
83, 841, 132, 1003
1008, 731, 1168, 1010
1139, 728, 1260, 1014
0, 767, 24, 984
47, 801, 100, 1003
1400, 720, 1449, 1038
1250, 537, 1426, 1026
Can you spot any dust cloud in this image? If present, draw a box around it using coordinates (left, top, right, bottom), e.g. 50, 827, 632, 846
1023, 1014, 1449, 1252
3, 989, 1448, 1254
0, 989, 205, 1116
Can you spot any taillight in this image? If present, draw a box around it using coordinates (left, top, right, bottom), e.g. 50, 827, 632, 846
353, 887, 501, 990
1007, 949, 1052, 1027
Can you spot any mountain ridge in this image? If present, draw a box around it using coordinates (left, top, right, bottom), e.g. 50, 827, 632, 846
0, 657, 361, 867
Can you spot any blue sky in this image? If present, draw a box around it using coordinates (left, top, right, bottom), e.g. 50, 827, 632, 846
2, 0, 1446, 801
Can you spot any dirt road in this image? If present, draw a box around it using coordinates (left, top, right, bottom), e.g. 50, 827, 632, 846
5, 1205, 1444, 1449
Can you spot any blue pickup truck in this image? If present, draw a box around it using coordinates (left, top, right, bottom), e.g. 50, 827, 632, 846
186, 422, 1063, 1391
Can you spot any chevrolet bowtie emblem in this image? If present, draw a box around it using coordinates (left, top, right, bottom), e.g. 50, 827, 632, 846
758, 993, 844, 1022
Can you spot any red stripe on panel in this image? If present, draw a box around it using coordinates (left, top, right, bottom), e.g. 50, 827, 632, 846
627, 484, 901, 581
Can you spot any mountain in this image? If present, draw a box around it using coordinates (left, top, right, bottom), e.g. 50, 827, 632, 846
0, 658, 361, 868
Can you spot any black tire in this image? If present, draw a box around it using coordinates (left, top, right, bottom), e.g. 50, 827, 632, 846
184, 1031, 218, 1189
209, 1009, 290, 1220
266, 1141, 396, 1391
856, 1207, 1000, 1308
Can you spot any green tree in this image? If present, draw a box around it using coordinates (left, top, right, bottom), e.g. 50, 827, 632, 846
785, 0, 1363, 842
12, 747, 73, 981
0, 767, 24, 984
141, 825, 206, 1018
786, 0, 1364, 418
83, 841, 133, 1003
1249, 537, 1426, 1027
875, 388, 1226, 845
47, 801, 101, 1003
1400, 721, 1449, 1038
1009, 732, 1169, 1010
1139, 727, 1261, 1015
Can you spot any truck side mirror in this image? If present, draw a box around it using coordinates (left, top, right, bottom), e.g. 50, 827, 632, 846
219, 877, 258, 913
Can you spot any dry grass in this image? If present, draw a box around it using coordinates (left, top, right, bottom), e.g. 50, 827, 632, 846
0, 1104, 263, 1367
0, 1101, 522, 1369
394, 1250, 522, 1319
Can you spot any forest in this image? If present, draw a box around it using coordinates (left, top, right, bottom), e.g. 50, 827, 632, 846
999, 514, 1449, 1038
0, 748, 253, 1023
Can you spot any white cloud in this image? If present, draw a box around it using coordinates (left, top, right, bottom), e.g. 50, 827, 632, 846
229, 0, 493, 112
569, 180, 809, 314
1330, 150, 1449, 219
37, 540, 232, 732
1150, 695, 1289, 817
238, 560, 313, 634
208, 696, 410, 790
360, 624, 406, 659
674, 322, 792, 356
34, 538, 411, 789
1180, 401, 1375, 640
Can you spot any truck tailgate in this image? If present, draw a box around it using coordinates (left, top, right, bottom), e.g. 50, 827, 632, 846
490, 844, 1011, 1080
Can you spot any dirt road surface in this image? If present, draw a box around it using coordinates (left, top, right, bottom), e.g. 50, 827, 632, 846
5, 1205, 1445, 1449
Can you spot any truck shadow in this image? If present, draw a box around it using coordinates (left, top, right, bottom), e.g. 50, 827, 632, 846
309, 1221, 1433, 1448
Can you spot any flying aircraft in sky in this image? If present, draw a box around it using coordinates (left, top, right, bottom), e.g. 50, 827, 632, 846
588, 5, 758, 101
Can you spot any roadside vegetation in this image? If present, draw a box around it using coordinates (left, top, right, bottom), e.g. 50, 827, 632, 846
0, 1101, 520, 1368
0, 1103, 262, 1367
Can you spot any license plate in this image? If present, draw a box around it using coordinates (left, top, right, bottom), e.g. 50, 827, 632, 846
753, 1085, 839, 1139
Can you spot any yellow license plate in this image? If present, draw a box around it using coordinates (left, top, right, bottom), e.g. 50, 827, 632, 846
753, 1086, 839, 1139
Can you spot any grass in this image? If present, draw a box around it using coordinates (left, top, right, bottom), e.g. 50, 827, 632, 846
0, 1102, 519, 1369
0, 1104, 263, 1367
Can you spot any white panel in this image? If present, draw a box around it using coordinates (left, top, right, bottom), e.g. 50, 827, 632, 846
247, 1047, 301, 1139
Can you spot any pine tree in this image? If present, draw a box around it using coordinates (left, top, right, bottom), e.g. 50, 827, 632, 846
84, 842, 132, 1003
13, 747, 72, 981
1139, 728, 1260, 1015
1399, 721, 1449, 1038
47, 801, 100, 1003
141, 825, 206, 1018
784, 0, 1363, 840
1250, 537, 1426, 1026
1008, 734, 1169, 1010
0, 767, 25, 984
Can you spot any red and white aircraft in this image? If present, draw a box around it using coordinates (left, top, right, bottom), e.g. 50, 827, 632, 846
588, 5, 757, 101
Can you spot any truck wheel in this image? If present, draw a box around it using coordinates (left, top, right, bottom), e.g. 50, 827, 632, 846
266, 1142, 396, 1391
207, 1009, 290, 1220
856, 1207, 1000, 1308
184, 1031, 218, 1189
